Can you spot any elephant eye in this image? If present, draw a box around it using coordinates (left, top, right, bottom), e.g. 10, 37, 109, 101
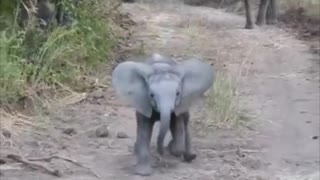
176, 91, 180, 96
150, 93, 154, 98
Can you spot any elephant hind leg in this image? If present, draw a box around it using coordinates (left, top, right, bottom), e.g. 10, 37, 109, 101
168, 113, 185, 157
168, 112, 197, 162
182, 113, 196, 162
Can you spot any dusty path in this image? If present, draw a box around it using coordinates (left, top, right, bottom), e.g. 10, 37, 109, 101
1, 3, 319, 180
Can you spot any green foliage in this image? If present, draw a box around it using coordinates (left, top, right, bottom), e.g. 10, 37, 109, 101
0, 0, 19, 30
0, 30, 26, 103
0, 0, 118, 105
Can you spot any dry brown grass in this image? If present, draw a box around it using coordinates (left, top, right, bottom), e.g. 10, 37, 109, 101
205, 71, 238, 127
279, 0, 320, 19
278, 0, 320, 42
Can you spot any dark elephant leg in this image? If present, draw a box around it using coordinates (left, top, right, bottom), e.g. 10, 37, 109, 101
182, 112, 196, 162
168, 113, 185, 157
266, 0, 277, 25
134, 111, 155, 176
256, 0, 270, 26
244, 0, 254, 29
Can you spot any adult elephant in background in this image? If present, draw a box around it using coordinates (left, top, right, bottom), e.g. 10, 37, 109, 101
112, 53, 214, 176
244, 0, 278, 29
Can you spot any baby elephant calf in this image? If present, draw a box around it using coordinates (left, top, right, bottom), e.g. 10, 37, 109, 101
112, 54, 214, 176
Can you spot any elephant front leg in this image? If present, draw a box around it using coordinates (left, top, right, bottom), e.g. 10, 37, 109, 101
134, 112, 154, 176
183, 112, 196, 162
168, 113, 185, 157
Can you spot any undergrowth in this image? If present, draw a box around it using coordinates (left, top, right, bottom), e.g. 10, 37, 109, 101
0, 0, 120, 106
279, 0, 320, 19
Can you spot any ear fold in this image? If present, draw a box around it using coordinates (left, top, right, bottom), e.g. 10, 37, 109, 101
175, 58, 214, 115
112, 61, 154, 118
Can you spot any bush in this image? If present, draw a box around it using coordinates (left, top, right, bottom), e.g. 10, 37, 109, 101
0, 0, 118, 105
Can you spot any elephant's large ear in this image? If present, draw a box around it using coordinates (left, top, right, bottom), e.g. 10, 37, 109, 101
175, 58, 214, 115
112, 61, 154, 118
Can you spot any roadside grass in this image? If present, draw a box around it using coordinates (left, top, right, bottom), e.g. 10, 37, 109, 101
206, 71, 239, 128
0, 0, 121, 107
188, 70, 251, 138
0, 0, 131, 141
192, 70, 251, 135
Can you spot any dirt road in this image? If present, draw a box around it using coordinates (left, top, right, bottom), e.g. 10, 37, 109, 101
1, 3, 319, 180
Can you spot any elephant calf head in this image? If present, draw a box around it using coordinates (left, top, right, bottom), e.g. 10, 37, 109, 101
112, 54, 214, 155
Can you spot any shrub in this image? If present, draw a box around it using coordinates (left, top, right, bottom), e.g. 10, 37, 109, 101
0, 0, 119, 105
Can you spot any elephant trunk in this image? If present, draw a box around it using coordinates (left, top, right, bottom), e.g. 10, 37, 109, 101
157, 106, 173, 155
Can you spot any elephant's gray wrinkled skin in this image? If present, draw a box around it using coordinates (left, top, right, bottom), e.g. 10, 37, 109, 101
112, 54, 214, 176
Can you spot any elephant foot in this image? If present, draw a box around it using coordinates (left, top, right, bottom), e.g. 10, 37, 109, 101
245, 23, 254, 29
183, 153, 196, 163
168, 140, 184, 157
134, 164, 152, 176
